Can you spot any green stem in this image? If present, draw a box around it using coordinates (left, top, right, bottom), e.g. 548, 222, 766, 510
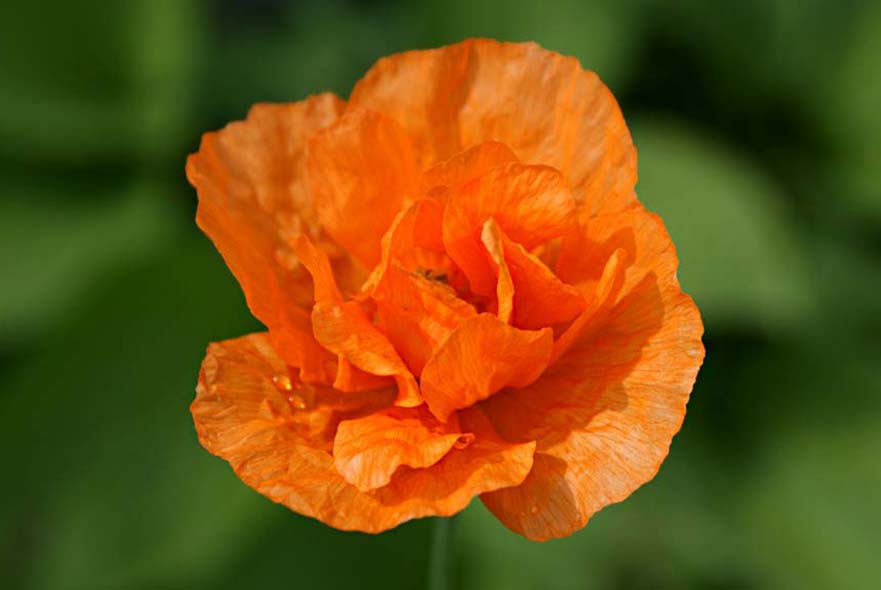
428, 517, 454, 590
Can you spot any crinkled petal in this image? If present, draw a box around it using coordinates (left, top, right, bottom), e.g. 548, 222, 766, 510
443, 162, 577, 296
333, 357, 394, 392
273, 307, 337, 384
480, 206, 704, 540
421, 140, 518, 194
186, 94, 347, 382
308, 108, 420, 268
333, 405, 473, 491
420, 314, 553, 422
362, 198, 448, 295
481, 219, 586, 330
312, 300, 421, 407
192, 333, 395, 455
191, 333, 534, 533
550, 247, 626, 364
349, 39, 636, 215
373, 264, 477, 375
291, 234, 421, 406
481, 221, 514, 324
555, 208, 671, 300
289, 234, 342, 302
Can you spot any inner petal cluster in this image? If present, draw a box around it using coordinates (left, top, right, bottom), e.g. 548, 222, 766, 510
291, 136, 625, 489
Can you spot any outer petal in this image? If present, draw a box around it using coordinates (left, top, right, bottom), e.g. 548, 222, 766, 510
191, 333, 534, 533
308, 108, 420, 268
480, 206, 705, 540
186, 94, 346, 382
420, 314, 553, 422
350, 39, 636, 215
481, 219, 586, 330
333, 405, 473, 491
443, 163, 577, 296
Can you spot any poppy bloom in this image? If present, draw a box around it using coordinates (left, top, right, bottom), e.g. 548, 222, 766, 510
187, 38, 704, 541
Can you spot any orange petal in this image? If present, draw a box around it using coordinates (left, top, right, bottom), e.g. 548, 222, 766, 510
348, 41, 476, 166
480, 206, 704, 541
192, 333, 395, 455
350, 39, 636, 215
186, 95, 347, 383
290, 233, 420, 405
271, 308, 337, 384
421, 140, 518, 194
289, 234, 342, 302
550, 247, 626, 364
480, 221, 514, 324
420, 314, 553, 422
312, 300, 421, 407
481, 219, 586, 330
333, 357, 395, 392
192, 333, 534, 533
333, 405, 473, 491
362, 198, 447, 295
443, 162, 577, 296
556, 207, 676, 302
372, 263, 477, 375
308, 108, 420, 268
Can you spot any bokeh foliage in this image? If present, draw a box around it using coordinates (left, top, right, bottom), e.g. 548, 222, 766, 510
1, 1, 879, 588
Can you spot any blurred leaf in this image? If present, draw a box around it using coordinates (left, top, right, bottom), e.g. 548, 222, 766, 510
0, 182, 177, 347
0, 236, 258, 588
0, 0, 199, 163
823, 1, 881, 218
128, 0, 204, 162
809, 235, 881, 344
201, 1, 414, 120
653, 0, 860, 106
742, 409, 881, 589
632, 118, 813, 330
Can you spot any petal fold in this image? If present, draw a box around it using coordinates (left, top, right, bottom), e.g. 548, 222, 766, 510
312, 300, 422, 407
362, 198, 448, 295
481, 219, 586, 330
333, 357, 395, 392
421, 140, 518, 195
420, 314, 553, 422
550, 247, 626, 364
291, 234, 421, 406
373, 264, 477, 375
443, 162, 577, 296
333, 405, 472, 491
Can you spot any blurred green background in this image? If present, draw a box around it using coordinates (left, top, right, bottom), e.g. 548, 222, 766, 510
2, 1, 879, 588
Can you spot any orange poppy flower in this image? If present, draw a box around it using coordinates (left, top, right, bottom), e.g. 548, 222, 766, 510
187, 39, 704, 541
